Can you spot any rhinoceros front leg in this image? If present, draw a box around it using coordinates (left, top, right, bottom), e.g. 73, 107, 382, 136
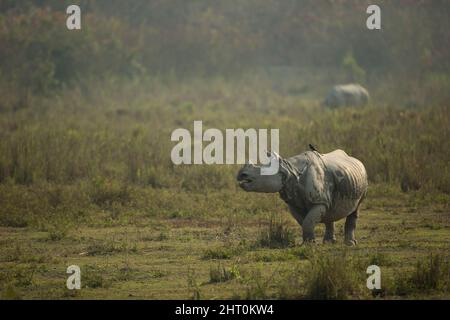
323, 222, 337, 244
344, 210, 358, 246
302, 205, 326, 243
288, 205, 305, 227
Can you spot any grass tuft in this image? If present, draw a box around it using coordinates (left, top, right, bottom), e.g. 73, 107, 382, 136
394, 253, 450, 295
256, 214, 296, 249
209, 263, 240, 283
303, 250, 364, 300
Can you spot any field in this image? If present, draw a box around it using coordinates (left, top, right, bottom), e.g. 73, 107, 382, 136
0, 77, 449, 299
0, 1, 449, 300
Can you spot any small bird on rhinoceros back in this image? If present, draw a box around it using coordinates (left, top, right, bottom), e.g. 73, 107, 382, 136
308, 143, 319, 152
236, 147, 368, 245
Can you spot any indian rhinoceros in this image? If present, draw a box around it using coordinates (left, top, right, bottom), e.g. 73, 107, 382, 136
236, 148, 368, 245
324, 84, 370, 108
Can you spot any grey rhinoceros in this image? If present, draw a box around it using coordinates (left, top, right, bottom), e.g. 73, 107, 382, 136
236, 148, 368, 245
324, 84, 370, 108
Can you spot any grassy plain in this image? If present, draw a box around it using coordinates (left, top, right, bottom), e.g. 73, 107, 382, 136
0, 77, 449, 299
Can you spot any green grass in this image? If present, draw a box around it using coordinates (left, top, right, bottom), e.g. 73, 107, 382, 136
256, 214, 296, 248
209, 263, 240, 283
0, 78, 449, 299
0, 183, 448, 299
392, 253, 450, 297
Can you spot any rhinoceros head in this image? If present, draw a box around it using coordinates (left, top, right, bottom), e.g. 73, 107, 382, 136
236, 151, 284, 193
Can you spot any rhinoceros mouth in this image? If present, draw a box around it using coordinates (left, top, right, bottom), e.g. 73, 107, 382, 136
237, 173, 254, 189
237, 171, 253, 185
238, 179, 253, 191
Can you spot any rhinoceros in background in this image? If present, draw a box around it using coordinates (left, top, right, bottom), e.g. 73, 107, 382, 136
324, 84, 370, 108
236, 148, 368, 245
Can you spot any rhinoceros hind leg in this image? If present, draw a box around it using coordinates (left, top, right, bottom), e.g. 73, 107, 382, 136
323, 222, 337, 244
344, 210, 358, 246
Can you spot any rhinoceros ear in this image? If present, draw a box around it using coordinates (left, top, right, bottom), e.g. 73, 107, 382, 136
247, 160, 256, 167
266, 150, 281, 160
260, 150, 280, 176
272, 150, 281, 159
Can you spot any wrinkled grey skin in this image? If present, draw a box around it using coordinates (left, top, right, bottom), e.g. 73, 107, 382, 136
237, 149, 368, 245
324, 84, 370, 108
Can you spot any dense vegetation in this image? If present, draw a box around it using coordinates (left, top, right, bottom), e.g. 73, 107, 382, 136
0, 1, 449, 100
0, 1, 448, 299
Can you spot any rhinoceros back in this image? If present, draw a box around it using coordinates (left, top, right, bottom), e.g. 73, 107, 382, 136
280, 150, 367, 222
324, 84, 369, 108
322, 150, 368, 220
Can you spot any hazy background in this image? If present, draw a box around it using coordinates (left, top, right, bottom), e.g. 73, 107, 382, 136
1, 0, 449, 105
0, 0, 449, 189
0, 0, 449, 300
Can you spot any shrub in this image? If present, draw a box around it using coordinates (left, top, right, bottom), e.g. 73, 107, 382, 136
202, 244, 245, 260
367, 251, 393, 267
244, 270, 271, 300
0, 213, 28, 228
85, 239, 130, 256
47, 225, 68, 241
89, 178, 131, 208
187, 268, 202, 300
394, 253, 450, 295
412, 254, 449, 291
82, 265, 110, 289
209, 263, 240, 283
303, 251, 364, 300
3, 264, 38, 287
1, 285, 21, 300
256, 214, 296, 248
